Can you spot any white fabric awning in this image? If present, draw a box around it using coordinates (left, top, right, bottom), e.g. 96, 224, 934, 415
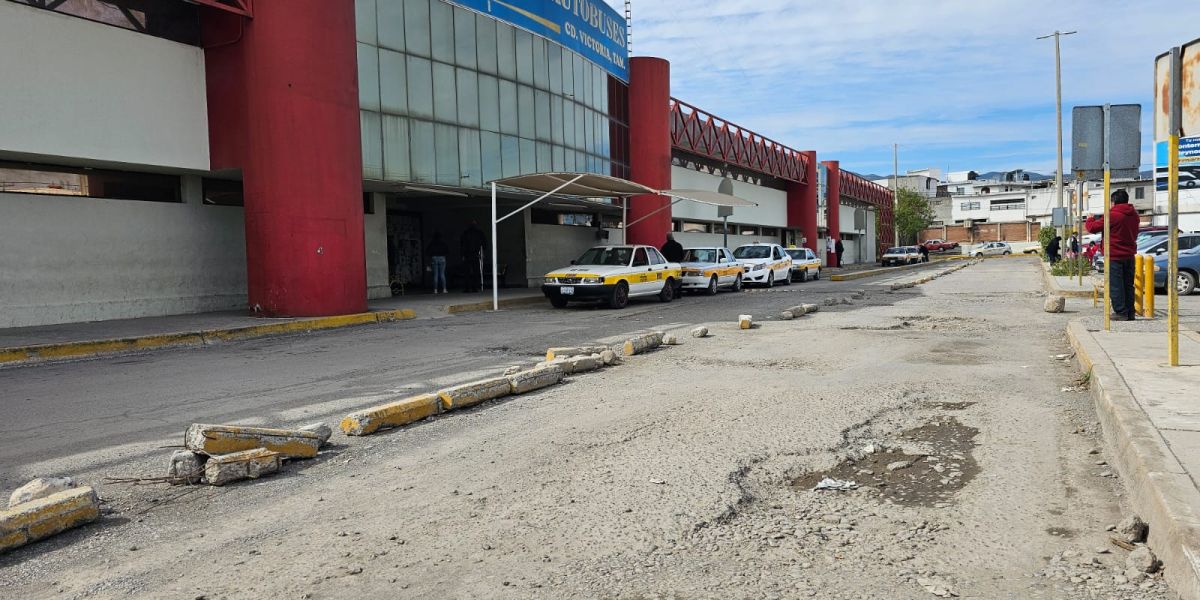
490, 172, 657, 197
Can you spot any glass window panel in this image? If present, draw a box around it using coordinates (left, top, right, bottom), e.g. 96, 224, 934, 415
382, 114, 411, 181
562, 101, 575, 147
517, 85, 535, 139
403, 0, 430, 57
377, 0, 404, 51
478, 74, 500, 133
456, 68, 479, 127
585, 110, 594, 154
432, 62, 457, 123
550, 96, 564, 145
573, 54, 586, 107
519, 138, 536, 174
532, 37, 548, 90
561, 50, 574, 97
406, 55, 434, 119
434, 124, 459, 185
534, 90, 551, 141
458, 129, 482, 187
593, 66, 604, 110
515, 30, 534, 85
496, 23, 516, 80
357, 44, 380, 111
1, 161, 182, 203
453, 7, 476, 69
574, 105, 586, 153
379, 48, 408, 115
599, 71, 609, 114
498, 79, 518, 135
481, 131, 502, 184
552, 145, 565, 171
429, 0, 454, 64
500, 135, 520, 178
476, 14, 498, 74
360, 111, 383, 179
355, 0, 376, 44
536, 142, 551, 172
409, 119, 435, 182
547, 45, 562, 95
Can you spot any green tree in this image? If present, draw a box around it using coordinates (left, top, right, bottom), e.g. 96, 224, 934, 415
894, 189, 934, 245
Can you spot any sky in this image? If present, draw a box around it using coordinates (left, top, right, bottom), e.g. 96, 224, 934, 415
620, 0, 1200, 178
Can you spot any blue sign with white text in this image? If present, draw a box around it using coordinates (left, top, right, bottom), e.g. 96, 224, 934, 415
449, 0, 629, 81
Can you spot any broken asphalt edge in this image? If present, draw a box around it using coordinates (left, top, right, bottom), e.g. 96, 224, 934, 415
1066, 319, 1200, 600
1039, 260, 1096, 299
0, 309, 417, 367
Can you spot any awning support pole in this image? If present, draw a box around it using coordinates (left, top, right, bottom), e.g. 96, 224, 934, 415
492, 182, 499, 312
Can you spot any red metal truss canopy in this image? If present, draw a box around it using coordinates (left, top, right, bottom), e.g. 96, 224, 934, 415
187, 0, 253, 18
838, 169, 896, 254
669, 98, 809, 184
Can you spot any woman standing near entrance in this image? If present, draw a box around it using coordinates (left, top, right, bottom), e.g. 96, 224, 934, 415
427, 232, 449, 294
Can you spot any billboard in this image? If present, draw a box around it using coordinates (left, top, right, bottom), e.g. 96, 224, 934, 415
1154, 37, 1200, 190
449, 0, 629, 81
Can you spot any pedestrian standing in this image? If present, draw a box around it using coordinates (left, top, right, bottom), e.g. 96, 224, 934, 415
919, 244, 930, 263
427, 232, 449, 294
1046, 236, 1062, 264
1086, 189, 1140, 321
660, 233, 684, 263
1068, 234, 1080, 260
835, 238, 845, 268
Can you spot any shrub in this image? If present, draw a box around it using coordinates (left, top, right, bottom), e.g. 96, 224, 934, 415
1038, 227, 1057, 262
1050, 257, 1092, 277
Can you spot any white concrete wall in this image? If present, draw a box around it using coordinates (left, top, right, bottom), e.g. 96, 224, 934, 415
364, 193, 390, 299
0, 3, 209, 170
0, 177, 248, 328
669, 167, 788, 227
524, 224, 620, 286
675, 232, 778, 250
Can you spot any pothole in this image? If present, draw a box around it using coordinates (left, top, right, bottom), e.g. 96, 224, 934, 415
794, 417, 980, 507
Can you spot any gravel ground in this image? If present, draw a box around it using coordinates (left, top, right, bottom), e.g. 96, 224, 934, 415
0, 259, 1176, 599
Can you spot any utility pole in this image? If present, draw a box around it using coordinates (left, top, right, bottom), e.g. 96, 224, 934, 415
1038, 30, 1076, 237
893, 143, 900, 246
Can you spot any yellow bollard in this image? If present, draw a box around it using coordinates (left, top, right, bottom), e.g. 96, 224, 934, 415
1134, 256, 1144, 316
1143, 254, 1156, 318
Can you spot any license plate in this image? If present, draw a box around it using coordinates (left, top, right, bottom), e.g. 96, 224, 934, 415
560, 286, 574, 296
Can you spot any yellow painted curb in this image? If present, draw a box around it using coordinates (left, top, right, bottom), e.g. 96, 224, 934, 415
184, 424, 322, 459
1, 487, 100, 553
0, 308, 416, 366
340, 393, 441, 436
445, 295, 546, 314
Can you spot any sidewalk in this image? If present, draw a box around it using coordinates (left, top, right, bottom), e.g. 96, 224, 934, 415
1039, 260, 1102, 298
1066, 308, 1200, 599
0, 288, 544, 365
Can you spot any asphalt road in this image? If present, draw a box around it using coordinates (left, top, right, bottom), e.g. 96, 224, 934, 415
0, 258, 1174, 599
0, 262, 942, 483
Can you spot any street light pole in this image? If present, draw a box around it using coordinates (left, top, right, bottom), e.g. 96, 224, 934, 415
892, 143, 899, 246
1038, 30, 1076, 237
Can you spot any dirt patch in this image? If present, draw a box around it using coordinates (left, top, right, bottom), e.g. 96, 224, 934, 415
794, 417, 980, 507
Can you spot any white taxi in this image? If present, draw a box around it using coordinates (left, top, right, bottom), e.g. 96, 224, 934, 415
785, 247, 822, 282
733, 243, 793, 287
542, 245, 682, 309
679, 247, 744, 295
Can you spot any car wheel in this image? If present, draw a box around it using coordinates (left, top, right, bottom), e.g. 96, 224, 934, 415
549, 296, 569, 308
658, 278, 675, 302
731, 274, 743, 292
706, 275, 718, 296
813, 268, 820, 280
781, 269, 791, 285
798, 269, 808, 283
1003, 251, 1011, 255
1178, 271, 1198, 295
608, 281, 629, 309
974, 252, 983, 257
767, 271, 775, 287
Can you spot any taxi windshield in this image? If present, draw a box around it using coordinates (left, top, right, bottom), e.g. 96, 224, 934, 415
682, 249, 717, 263
734, 246, 771, 259
576, 247, 632, 266
785, 249, 806, 259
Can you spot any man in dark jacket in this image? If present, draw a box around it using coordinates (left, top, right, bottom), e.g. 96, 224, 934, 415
660, 234, 684, 263
1046, 236, 1062, 264
1086, 189, 1140, 321
834, 239, 845, 267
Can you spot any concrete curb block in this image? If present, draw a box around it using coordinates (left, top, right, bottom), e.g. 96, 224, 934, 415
0, 308, 417, 367
203, 448, 283, 486
507, 364, 565, 394
184, 424, 322, 459
1, 487, 100, 553
445, 295, 546, 314
623, 332, 664, 356
1039, 260, 1096, 298
1066, 320, 1200, 600
545, 345, 610, 361
340, 393, 441, 436
437, 376, 513, 411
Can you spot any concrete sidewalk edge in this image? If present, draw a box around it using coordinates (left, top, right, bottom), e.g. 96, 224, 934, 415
1066, 319, 1200, 600
445, 295, 546, 314
0, 309, 416, 366
1040, 260, 1096, 298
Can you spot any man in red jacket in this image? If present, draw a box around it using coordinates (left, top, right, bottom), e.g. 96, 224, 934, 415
1085, 189, 1140, 321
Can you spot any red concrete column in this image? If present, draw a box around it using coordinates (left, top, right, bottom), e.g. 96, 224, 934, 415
203, 1, 366, 317
787, 151, 819, 251
822, 160, 841, 265
626, 57, 672, 248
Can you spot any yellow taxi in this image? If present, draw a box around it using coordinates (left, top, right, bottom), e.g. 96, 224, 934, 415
785, 246, 822, 282
542, 245, 682, 309
679, 246, 744, 294
732, 243, 793, 287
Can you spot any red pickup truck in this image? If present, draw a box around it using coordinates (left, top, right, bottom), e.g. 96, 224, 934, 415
922, 239, 960, 253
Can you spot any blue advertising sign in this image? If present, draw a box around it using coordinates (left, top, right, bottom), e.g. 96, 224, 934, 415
1154, 137, 1200, 191
449, 0, 629, 81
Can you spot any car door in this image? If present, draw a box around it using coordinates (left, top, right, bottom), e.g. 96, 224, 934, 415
647, 246, 673, 286
773, 246, 789, 278
630, 247, 656, 296
717, 248, 736, 284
